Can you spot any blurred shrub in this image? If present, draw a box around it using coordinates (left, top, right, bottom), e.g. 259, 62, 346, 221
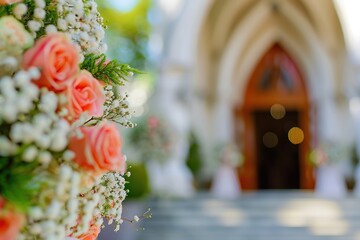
126, 163, 150, 199
98, 0, 151, 69
186, 133, 203, 186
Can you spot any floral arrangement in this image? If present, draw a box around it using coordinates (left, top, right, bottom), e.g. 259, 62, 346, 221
217, 142, 244, 168
127, 116, 174, 164
0, 0, 142, 239
309, 141, 350, 167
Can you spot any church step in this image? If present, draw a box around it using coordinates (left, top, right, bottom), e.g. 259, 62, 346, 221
134, 192, 360, 240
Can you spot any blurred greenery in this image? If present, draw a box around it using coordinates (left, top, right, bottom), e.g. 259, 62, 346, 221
186, 133, 203, 188
126, 163, 150, 199
98, 0, 151, 70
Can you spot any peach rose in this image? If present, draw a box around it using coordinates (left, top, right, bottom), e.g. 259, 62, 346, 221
66, 70, 105, 121
22, 33, 78, 92
75, 223, 100, 240
0, 0, 22, 5
69, 122, 126, 174
0, 198, 24, 240
0, 16, 33, 50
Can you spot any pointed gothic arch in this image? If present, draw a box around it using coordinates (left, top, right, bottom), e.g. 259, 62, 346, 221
237, 44, 314, 189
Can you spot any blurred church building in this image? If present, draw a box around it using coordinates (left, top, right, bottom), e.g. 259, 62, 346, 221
149, 0, 360, 194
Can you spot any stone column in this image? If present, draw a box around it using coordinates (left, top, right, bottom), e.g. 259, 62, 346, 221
150, 63, 195, 198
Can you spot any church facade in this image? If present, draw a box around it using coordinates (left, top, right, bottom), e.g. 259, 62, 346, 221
151, 0, 360, 191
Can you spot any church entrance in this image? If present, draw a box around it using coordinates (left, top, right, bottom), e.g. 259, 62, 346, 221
254, 110, 300, 189
235, 44, 314, 190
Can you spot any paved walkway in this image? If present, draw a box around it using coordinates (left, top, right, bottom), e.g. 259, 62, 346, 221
135, 192, 360, 240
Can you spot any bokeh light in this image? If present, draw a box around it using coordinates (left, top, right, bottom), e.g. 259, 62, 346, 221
263, 132, 279, 148
270, 104, 286, 119
288, 127, 304, 144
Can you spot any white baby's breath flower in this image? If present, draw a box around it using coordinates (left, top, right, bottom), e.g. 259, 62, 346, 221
81, 23, 90, 32
65, 14, 76, 25
49, 133, 67, 152
67, 199, 78, 213
64, 213, 77, 227
36, 135, 51, 149
80, 31, 89, 41
111, 100, 120, 109
58, 108, 68, 117
60, 165, 72, 182
29, 207, 43, 220
13, 3, 28, 20
0, 77, 16, 99
23, 146, 38, 162
99, 43, 108, 53
9, 123, 23, 143
46, 201, 62, 219
14, 71, 30, 87
2, 101, 18, 123
38, 151, 52, 166
39, 91, 58, 113
40, 221, 56, 235
21, 123, 38, 144
134, 215, 140, 222
2, 57, 18, 68
0, 137, 17, 156
56, 119, 70, 132
63, 150, 75, 161
28, 67, 41, 80
74, 128, 84, 139
57, 19, 68, 31
96, 218, 103, 226
45, 24, 58, 34
29, 224, 42, 235
35, 0, 46, 8
34, 8, 46, 20
71, 172, 80, 189
16, 95, 34, 113
28, 20, 42, 32
33, 114, 52, 131
57, 93, 68, 105
78, 53, 84, 63
21, 83, 39, 100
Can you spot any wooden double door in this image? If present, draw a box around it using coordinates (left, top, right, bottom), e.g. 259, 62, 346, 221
236, 44, 314, 190
254, 110, 300, 189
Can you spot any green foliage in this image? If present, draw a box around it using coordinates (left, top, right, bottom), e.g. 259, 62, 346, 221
186, 133, 202, 177
0, 2, 15, 17
97, 0, 151, 69
125, 163, 150, 199
35, 0, 59, 39
0, 157, 40, 211
80, 53, 141, 86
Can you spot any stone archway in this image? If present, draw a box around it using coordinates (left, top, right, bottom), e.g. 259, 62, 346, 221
235, 44, 314, 190
157, 0, 349, 181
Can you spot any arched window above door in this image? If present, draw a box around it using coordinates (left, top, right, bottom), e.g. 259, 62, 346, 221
244, 44, 308, 108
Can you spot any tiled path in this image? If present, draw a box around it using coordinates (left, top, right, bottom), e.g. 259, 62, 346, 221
135, 192, 360, 240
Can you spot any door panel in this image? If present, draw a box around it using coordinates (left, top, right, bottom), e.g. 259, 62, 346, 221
254, 110, 300, 189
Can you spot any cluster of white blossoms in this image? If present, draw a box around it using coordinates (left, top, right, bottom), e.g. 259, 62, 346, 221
22, 166, 82, 239
101, 85, 135, 128
12, 0, 107, 62
56, 0, 107, 61
0, 68, 74, 165
0, 0, 142, 239
71, 172, 127, 235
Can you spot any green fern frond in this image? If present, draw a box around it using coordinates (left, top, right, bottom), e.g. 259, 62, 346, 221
80, 53, 141, 85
